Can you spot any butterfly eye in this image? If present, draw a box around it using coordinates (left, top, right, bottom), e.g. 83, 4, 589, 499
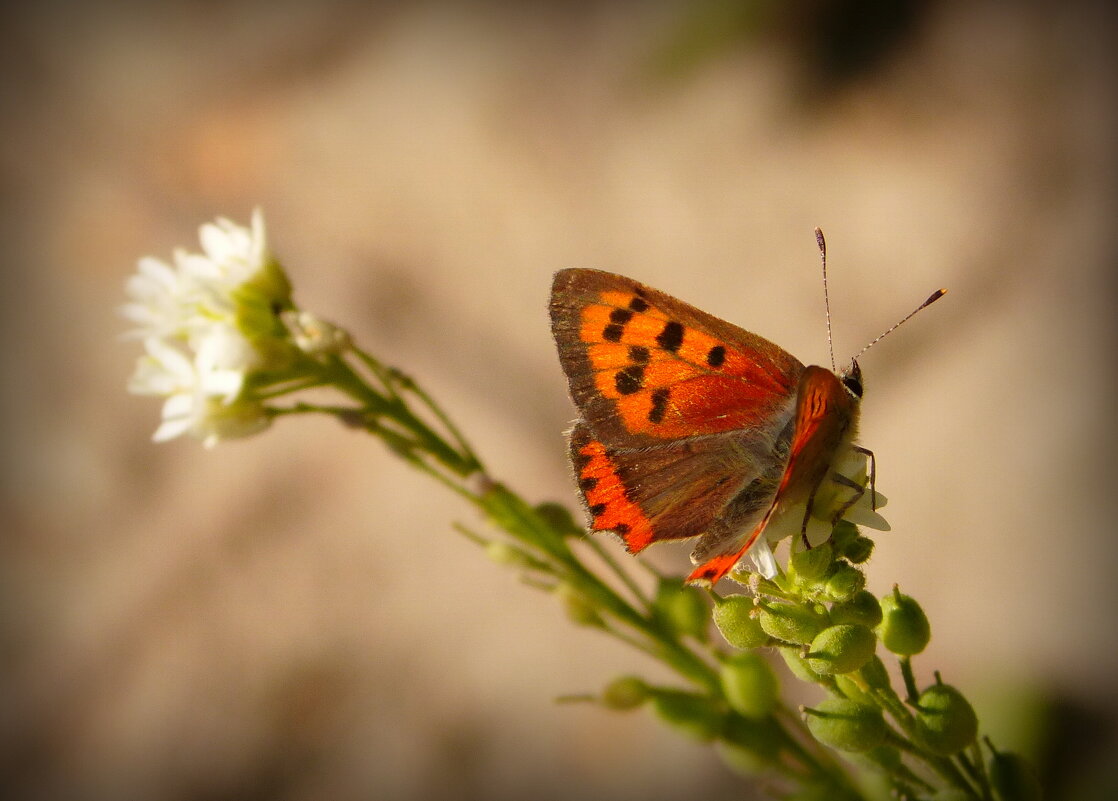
841, 360, 863, 398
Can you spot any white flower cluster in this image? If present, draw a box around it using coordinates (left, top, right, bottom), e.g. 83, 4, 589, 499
121, 211, 290, 447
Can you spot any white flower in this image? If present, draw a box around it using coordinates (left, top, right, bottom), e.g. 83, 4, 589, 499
119, 256, 204, 340
128, 334, 269, 447
120, 209, 288, 342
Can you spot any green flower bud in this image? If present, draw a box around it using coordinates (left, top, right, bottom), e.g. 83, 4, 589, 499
555, 583, 603, 627
600, 675, 649, 710
533, 501, 584, 537
713, 595, 769, 649
830, 590, 883, 628
834, 674, 874, 705
988, 745, 1042, 801
650, 690, 724, 741
841, 535, 875, 564
720, 652, 778, 719
857, 655, 891, 691
780, 647, 824, 683
855, 744, 902, 773
716, 713, 780, 774
791, 542, 834, 583
913, 682, 978, 755
484, 540, 536, 569
803, 698, 887, 753
806, 624, 877, 675
824, 563, 867, 602
653, 578, 710, 641
877, 587, 931, 655
759, 602, 826, 645
829, 520, 860, 552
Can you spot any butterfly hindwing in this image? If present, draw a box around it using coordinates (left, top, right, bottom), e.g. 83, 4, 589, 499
569, 417, 791, 557
550, 269, 805, 449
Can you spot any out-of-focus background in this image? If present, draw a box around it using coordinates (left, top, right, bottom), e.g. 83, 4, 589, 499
1, 1, 1115, 799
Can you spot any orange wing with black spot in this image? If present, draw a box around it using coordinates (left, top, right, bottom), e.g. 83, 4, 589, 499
551, 269, 806, 560
550, 269, 804, 449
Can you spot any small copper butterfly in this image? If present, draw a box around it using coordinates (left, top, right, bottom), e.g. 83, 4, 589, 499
550, 231, 944, 586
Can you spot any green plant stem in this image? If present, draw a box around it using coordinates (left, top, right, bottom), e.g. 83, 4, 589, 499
582, 536, 652, 609
326, 354, 481, 477
899, 656, 919, 703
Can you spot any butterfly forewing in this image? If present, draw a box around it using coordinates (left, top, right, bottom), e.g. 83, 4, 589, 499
550, 269, 805, 448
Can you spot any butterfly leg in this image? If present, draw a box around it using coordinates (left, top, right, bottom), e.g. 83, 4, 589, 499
800, 480, 822, 550
852, 445, 877, 509
829, 472, 866, 522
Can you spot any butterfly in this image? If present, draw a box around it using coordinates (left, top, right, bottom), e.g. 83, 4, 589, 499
549, 233, 943, 586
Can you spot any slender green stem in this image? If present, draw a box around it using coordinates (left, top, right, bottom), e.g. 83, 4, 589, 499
582, 536, 651, 610
349, 347, 404, 401
326, 355, 477, 477
899, 656, 920, 703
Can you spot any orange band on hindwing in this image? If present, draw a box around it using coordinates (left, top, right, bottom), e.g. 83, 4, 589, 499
572, 436, 654, 553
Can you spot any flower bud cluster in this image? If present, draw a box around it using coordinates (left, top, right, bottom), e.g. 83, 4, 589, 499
704, 520, 1003, 795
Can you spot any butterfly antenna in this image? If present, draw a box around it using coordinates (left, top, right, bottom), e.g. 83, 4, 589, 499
816, 227, 837, 372
854, 287, 948, 359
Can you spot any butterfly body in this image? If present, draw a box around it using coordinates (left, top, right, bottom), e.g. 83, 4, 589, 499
550, 268, 864, 586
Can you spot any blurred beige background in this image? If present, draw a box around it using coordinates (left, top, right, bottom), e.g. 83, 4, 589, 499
1, 1, 1115, 799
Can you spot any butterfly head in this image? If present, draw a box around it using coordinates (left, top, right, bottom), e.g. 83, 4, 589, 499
840, 359, 863, 399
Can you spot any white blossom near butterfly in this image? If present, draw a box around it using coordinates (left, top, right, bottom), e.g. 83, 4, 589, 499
121, 211, 297, 446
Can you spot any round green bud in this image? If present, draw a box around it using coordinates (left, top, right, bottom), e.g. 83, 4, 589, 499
720, 652, 778, 719
834, 674, 874, 705
829, 520, 860, 551
651, 690, 724, 742
533, 501, 584, 537
713, 595, 769, 649
484, 540, 535, 568
857, 655, 891, 691
824, 563, 867, 602
759, 602, 826, 645
988, 747, 1042, 801
780, 647, 824, 683
877, 588, 931, 655
913, 683, 977, 755
806, 624, 877, 675
830, 590, 883, 628
555, 583, 603, 627
804, 698, 887, 753
841, 535, 875, 564
600, 675, 649, 710
653, 578, 710, 641
791, 542, 835, 583
855, 744, 902, 773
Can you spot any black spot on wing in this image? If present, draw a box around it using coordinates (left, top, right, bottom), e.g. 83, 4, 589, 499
656, 321, 684, 352
628, 345, 650, 364
649, 388, 670, 424
615, 365, 645, 395
707, 345, 726, 367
